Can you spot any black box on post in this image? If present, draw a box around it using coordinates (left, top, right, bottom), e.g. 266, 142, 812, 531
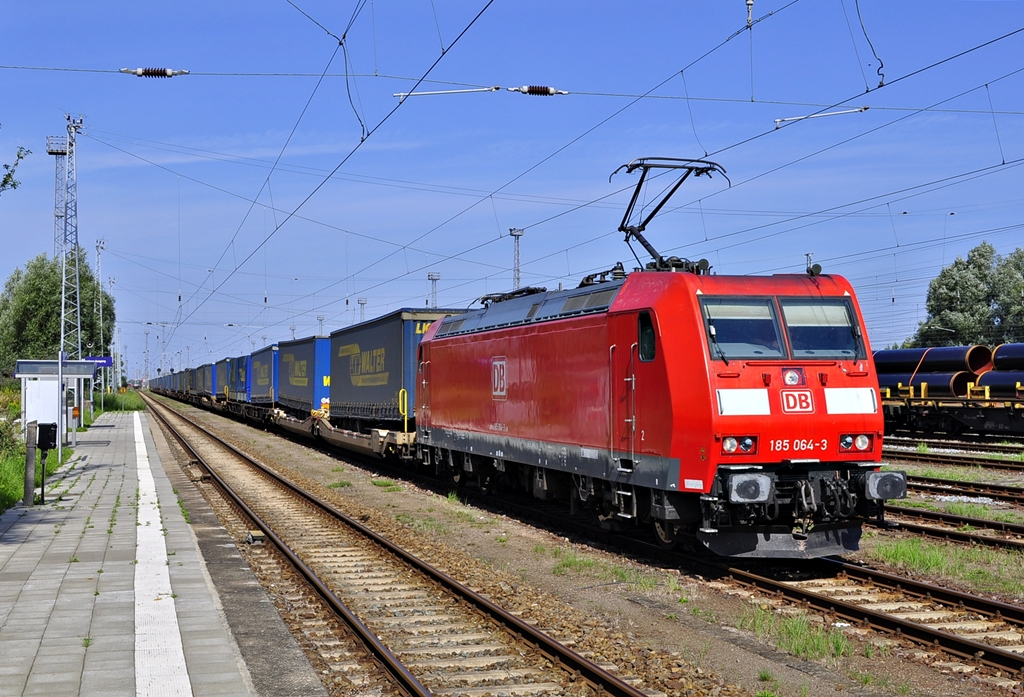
37, 423, 57, 451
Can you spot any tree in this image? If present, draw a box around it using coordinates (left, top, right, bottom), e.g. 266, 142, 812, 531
907, 241, 1024, 347
993, 248, 1024, 343
0, 251, 115, 375
0, 124, 31, 196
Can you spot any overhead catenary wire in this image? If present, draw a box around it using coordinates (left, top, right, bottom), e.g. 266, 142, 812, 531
186, 26, 1024, 339
77, 5, 1024, 354
313, 7, 1024, 317
160, 0, 496, 349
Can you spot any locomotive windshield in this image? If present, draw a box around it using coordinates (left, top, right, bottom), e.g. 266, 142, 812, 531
701, 296, 865, 361
701, 298, 785, 359
780, 298, 864, 359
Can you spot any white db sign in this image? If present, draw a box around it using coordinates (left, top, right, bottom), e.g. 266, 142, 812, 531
491, 357, 507, 400
781, 389, 814, 413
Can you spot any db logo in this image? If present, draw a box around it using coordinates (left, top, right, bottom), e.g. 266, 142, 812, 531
781, 389, 814, 413
491, 357, 507, 400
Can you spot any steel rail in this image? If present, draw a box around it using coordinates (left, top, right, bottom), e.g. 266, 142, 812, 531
145, 393, 649, 697
880, 506, 1024, 550
150, 390, 1024, 678
144, 394, 429, 697
886, 436, 1024, 456
909, 476, 1024, 505
883, 447, 1024, 472
721, 559, 1024, 675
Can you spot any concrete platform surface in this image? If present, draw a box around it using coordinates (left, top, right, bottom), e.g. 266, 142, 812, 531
0, 410, 324, 697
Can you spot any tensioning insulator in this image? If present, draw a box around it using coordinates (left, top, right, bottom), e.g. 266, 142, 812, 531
508, 85, 569, 96
120, 67, 190, 78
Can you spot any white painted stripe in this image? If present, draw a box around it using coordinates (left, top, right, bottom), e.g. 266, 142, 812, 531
716, 388, 771, 416
824, 387, 877, 415
134, 412, 192, 696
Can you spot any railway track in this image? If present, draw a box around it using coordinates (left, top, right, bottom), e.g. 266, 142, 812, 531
909, 476, 1024, 506
143, 394, 653, 697
715, 557, 1024, 680
886, 435, 1024, 456
419, 459, 1024, 680
882, 445, 1024, 471
880, 505, 1024, 550
148, 393, 1024, 687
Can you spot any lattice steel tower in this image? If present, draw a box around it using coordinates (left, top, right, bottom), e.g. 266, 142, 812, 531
427, 272, 440, 308
48, 115, 85, 359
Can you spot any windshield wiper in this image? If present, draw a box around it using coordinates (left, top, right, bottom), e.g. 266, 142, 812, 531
708, 323, 729, 366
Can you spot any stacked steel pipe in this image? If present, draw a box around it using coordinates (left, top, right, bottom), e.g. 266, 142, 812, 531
976, 344, 1024, 397
873, 345, 992, 398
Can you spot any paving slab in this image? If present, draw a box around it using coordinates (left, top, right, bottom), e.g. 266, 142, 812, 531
0, 412, 260, 697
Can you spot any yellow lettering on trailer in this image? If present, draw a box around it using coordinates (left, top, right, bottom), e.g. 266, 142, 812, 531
348, 346, 389, 386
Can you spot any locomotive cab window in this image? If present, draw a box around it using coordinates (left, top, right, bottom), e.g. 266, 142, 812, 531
701, 298, 784, 360
638, 312, 656, 361
780, 298, 864, 359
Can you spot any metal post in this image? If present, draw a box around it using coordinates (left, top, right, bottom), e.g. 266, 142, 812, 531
96, 238, 105, 410
510, 228, 524, 290
72, 380, 78, 447
57, 350, 64, 463
24, 421, 37, 506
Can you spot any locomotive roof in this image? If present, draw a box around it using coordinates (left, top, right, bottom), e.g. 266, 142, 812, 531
434, 271, 855, 339
435, 280, 626, 338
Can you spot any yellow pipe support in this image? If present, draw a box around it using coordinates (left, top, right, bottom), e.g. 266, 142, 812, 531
399, 388, 409, 434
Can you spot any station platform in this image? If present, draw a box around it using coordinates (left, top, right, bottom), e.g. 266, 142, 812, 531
0, 411, 325, 697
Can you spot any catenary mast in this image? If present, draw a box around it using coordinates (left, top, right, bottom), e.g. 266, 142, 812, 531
49, 115, 85, 360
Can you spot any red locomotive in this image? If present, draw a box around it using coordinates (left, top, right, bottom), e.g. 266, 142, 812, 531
416, 159, 906, 557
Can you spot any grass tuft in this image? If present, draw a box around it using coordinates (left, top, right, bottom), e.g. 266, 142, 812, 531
742, 606, 848, 660
871, 538, 1024, 597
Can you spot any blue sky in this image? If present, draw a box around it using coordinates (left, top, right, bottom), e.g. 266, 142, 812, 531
2, 1, 1023, 377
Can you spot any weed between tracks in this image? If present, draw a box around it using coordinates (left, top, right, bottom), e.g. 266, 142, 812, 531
395, 512, 451, 535
869, 537, 1024, 597
741, 606, 849, 661
883, 464, 988, 482
890, 498, 1024, 525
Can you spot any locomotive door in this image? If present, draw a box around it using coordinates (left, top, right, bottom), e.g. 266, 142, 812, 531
610, 311, 657, 471
609, 314, 640, 471
417, 346, 430, 427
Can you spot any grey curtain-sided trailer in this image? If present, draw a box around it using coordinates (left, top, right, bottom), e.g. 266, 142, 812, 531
310, 308, 463, 460
328, 308, 465, 426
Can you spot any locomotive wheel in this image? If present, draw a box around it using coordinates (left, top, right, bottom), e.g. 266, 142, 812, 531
654, 519, 680, 549
478, 470, 497, 496
451, 469, 465, 487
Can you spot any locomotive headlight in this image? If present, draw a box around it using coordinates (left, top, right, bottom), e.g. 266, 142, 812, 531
783, 370, 800, 386
728, 473, 772, 504
855, 434, 871, 451
840, 435, 854, 450
722, 437, 739, 453
740, 437, 755, 452
865, 470, 907, 500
